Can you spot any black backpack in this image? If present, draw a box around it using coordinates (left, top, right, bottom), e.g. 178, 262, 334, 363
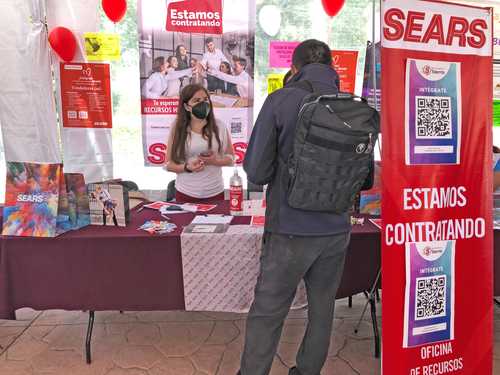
286, 81, 380, 213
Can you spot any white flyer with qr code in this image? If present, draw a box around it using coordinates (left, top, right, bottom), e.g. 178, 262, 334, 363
403, 241, 455, 348
405, 59, 461, 165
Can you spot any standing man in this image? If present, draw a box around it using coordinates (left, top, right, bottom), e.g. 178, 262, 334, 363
239, 40, 357, 375
201, 37, 229, 91
208, 57, 254, 99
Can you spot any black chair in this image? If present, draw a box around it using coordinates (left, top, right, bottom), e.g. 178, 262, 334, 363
166, 180, 176, 201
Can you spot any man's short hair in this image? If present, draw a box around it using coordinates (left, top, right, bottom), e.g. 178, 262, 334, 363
292, 39, 332, 70
206, 37, 214, 45
234, 56, 247, 68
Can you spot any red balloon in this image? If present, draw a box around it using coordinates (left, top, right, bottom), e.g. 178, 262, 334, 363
321, 0, 345, 17
48, 27, 77, 62
102, 0, 127, 23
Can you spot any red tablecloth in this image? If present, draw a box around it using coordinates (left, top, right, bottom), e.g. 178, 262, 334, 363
0, 203, 379, 319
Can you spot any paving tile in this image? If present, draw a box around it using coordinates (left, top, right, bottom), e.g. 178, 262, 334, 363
33, 310, 84, 326
136, 311, 210, 323
191, 344, 226, 374
0, 325, 25, 351
155, 322, 214, 357
106, 368, 148, 375
26, 325, 57, 341
198, 312, 246, 321
113, 345, 164, 370
217, 340, 243, 375
206, 321, 240, 345
322, 356, 361, 375
6, 334, 49, 361
43, 324, 106, 351
149, 358, 196, 375
338, 318, 375, 340
67, 356, 114, 375
338, 338, 380, 374
0, 356, 33, 375
126, 323, 161, 345
30, 348, 82, 373
269, 357, 289, 375
286, 308, 308, 320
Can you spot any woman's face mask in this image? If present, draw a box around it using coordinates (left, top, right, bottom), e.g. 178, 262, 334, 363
189, 101, 211, 120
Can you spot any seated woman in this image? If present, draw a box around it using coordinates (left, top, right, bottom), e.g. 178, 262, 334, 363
165, 84, 235, 203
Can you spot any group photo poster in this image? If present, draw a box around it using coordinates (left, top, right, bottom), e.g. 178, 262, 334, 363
138, 0, 255, 166
381, 0, 493, 374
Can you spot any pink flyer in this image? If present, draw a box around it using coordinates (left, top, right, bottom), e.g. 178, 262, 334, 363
269, 41, 299, 68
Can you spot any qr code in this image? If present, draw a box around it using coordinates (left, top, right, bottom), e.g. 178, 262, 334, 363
415, 96, 452, 139
231, 121, 243, 135
67, 111, 77, 119
79, 111, 88, 119
415, 275, 446, 320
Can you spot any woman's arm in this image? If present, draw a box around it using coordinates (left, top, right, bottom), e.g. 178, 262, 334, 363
199, 128, 235, 167
142, 74, 161, 99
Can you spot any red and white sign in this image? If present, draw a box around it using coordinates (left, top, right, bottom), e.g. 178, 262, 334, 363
382, 1, 492, 374
60, 63, 112, 128
330, 50, 358, 93
141, 99, 179, 115
166, 0, 223, 34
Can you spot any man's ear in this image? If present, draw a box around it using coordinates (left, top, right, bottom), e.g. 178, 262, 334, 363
291, 65, 299, 75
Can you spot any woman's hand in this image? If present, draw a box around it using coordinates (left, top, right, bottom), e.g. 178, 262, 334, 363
198, 151, 217, 165
187, 158, 205, 172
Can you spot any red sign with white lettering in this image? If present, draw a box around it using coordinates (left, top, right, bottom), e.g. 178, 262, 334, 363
382, 0, 493, 374
330, 50, 358, 93
166, 0, 223, 34
60, 63, 112, 128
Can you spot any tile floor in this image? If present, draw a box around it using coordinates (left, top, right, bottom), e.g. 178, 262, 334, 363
0, 296, 498, 375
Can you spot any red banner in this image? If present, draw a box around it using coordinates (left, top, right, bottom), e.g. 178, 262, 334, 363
381, 1, 493, 374
166, 0, 223, 34
330, 50, 358, 93
60, 63, 112, 129
141, 99, 179, 115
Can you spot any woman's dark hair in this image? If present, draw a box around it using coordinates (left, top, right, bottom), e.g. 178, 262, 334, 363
220, 61, 232, 74
152, 56, 165, 73
175, 45, 187, 59
170, 84, 222, 164
292, 39, 332, 70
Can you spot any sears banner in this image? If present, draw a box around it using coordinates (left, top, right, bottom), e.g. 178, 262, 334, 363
381, 1, 493, 374
138, 0, 255, 166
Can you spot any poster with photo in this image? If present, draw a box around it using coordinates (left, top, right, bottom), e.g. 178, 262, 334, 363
87, 183, 127, 227
138, 0, 255, 166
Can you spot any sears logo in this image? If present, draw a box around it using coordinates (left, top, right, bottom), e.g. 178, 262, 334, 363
17, 194, 46, 203
166, 0, 223, 34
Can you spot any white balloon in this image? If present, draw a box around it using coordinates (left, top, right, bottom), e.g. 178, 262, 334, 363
259, 5, 281, 37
